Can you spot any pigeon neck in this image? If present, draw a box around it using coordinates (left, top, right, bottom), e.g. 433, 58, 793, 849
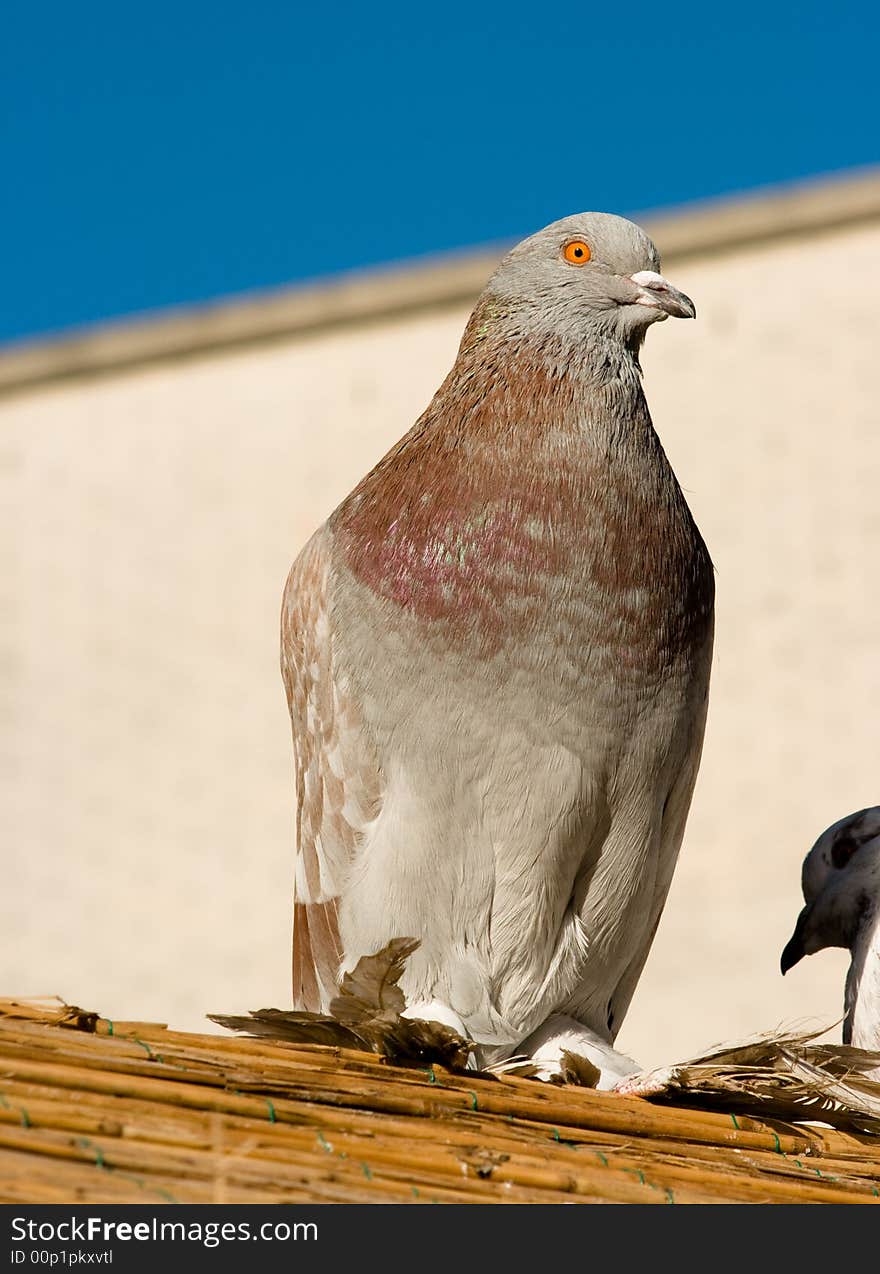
449, 310, 652, 451
331, 304, 713, 655
846, 906, 880, 1051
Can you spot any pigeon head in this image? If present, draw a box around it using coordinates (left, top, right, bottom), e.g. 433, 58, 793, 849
781, 807, 880, 974
485, 212, 695, 347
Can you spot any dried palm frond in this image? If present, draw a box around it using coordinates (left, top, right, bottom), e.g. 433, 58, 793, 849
210, 938, 474, 1070
617, 1029, 880, 1134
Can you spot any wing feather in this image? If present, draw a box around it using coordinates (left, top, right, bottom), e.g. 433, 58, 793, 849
281, 528, 382, 1011
607, 692, 710, 1037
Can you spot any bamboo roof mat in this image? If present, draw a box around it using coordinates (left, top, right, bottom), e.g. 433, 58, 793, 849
1, 998, 879, 1205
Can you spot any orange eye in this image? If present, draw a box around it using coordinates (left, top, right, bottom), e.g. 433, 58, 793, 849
563, 240, 591, 264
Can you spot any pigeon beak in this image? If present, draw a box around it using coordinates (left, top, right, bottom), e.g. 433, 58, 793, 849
780, 906, 810, 975
629, 270, 696, 320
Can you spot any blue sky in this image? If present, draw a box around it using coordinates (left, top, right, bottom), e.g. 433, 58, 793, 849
3, 2, 877, 343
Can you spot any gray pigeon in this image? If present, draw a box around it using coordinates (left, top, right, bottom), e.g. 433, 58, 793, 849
782, 807, 880, 1054
281, 212, 714, 1085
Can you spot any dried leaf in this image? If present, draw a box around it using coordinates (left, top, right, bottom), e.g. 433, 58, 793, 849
208, 1008, 365, 1051
212, 937, 474, 1070
619, 1028, 880, 1134
330, 938, 419, 1024
556, 1049, 602, 1088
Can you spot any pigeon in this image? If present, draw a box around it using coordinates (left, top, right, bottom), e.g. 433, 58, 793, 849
281, 212, 714, 1087
781, 807, 880, 1054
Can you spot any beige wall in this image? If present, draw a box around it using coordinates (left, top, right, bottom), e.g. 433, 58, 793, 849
3, 218, 877, 1066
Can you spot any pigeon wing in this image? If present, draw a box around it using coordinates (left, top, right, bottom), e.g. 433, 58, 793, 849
606, 690, 710, 1036
280, 527, 382, 1011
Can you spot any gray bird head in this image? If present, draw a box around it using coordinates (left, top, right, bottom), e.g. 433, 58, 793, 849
486, 212, 695, 348
781, 807, 880, 974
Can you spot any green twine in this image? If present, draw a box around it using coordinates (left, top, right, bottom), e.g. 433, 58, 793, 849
0, 1087, 29, 1129
549, 1128, 576, 1148
730, 1114, 740, 1130
665, 1188, 675, 1204
105, 1019, 114, 1036
316, 1130, 332, 1154
265, 1099, 277, 1123
361, 1162, 373, 1181
468, 1091, 478, 1111
69, 1138, 180, 1204
77, 1137, 105, 1169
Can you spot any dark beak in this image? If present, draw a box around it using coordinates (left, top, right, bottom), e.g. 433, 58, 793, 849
780, 906, 810, 975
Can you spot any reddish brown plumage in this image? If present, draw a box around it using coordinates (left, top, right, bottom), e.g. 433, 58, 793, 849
292, 900, 343, 1012
333, 307, 713, 667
